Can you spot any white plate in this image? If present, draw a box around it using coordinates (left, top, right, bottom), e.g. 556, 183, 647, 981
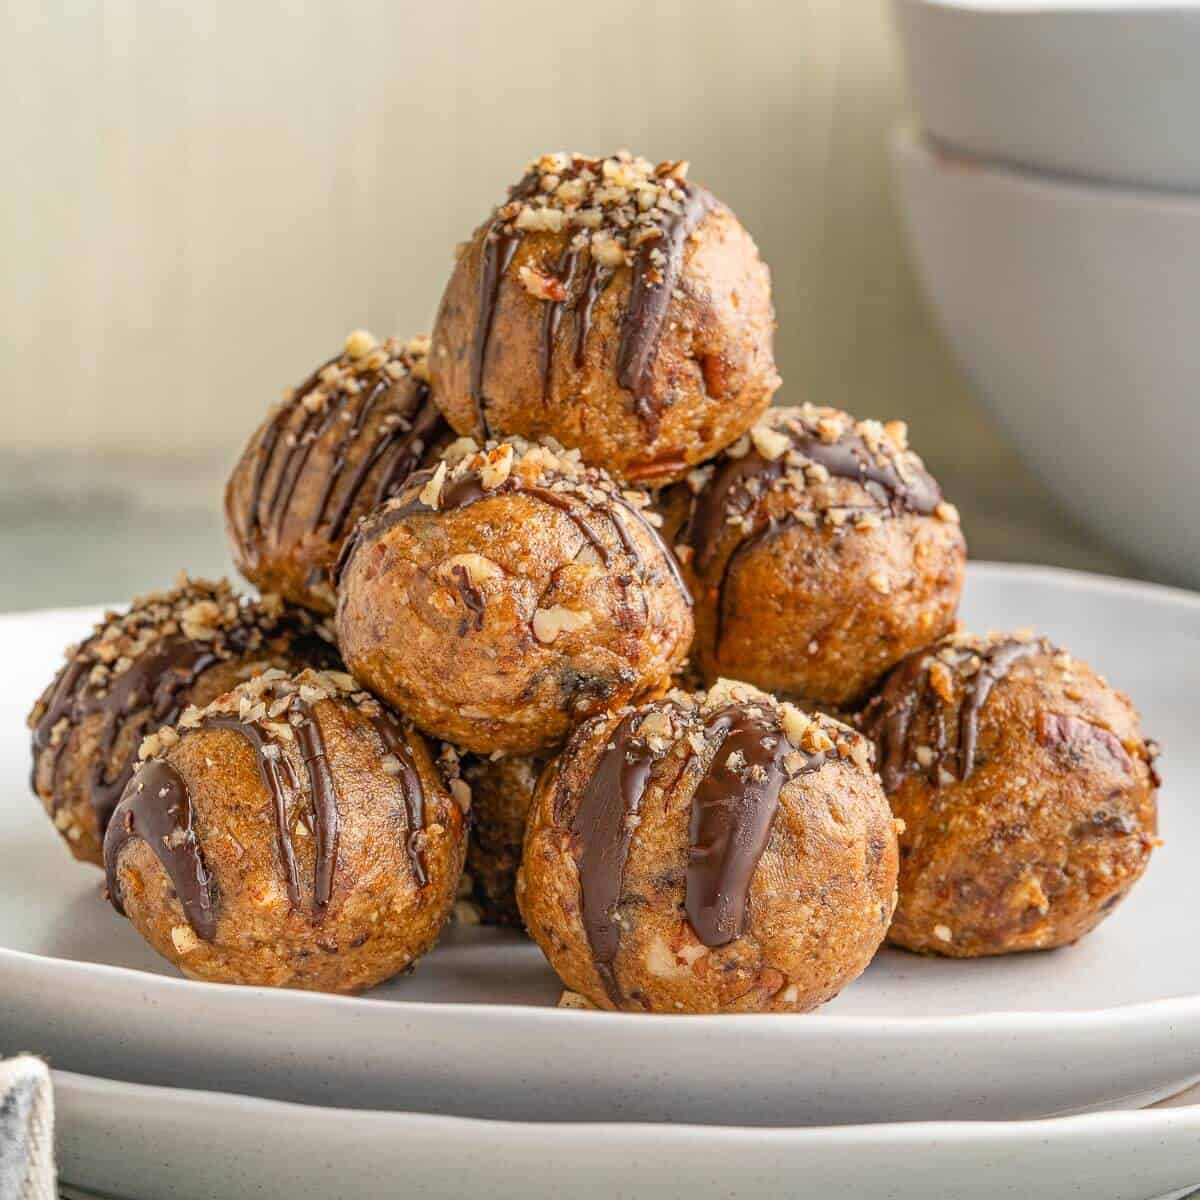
51, 1070, 1200, 1200
890, 123, 1200, 588
3, 563, 1200, 1126
893, 0, 1200, 191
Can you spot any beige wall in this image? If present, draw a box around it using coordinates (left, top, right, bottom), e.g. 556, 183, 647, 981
1, 0, 1139, 613
6, 0, 1122, 578
4, 0, 977, 452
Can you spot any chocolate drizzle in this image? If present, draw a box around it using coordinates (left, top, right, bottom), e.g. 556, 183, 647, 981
450, 565, 486, 633
864, 637, 1049, 794
340, 459, 691, 607
537, 248, 581, 403
865, 650, 933, 795
104, 758, 217, 940
371, 712, 428, 887
575, 261, 614, 369
32, 637, 218, 834
616, 185, 714, 435
470, 175, 541, 438
316, 381, 442, 543
205, 716, 301, 907
686, 703, 828, 947
569, 712, 658, 1004
686, 415, 943, 574
242, 357, 442, 562
468, 163, 710, 438
535, 249, 618, 404
102, 685, 430, 939
295, 712, 342, 909
202, 702, 341, 915
568, 699, 836, 1001
956, 640, 1044, 781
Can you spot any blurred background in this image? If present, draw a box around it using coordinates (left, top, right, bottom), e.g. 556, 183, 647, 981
1, 0, 1144, 611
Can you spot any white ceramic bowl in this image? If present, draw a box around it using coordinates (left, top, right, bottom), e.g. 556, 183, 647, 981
893, 0, 1200, 191
891, 124, 1200, 586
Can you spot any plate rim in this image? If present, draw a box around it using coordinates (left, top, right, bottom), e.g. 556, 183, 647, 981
6, 559, 1198, 1036
50, 1066, 1200, 1142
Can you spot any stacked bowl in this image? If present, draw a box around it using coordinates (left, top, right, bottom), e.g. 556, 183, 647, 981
890, 0, 1200, 588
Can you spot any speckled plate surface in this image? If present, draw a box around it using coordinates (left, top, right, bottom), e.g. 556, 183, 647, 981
2, 563, 1199, 1126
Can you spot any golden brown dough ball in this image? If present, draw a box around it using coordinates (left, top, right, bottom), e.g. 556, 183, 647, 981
430, 152, 779, 487
519, 680, 898, 1013
27, 575, 337, 868
335, 436, 694, 755
859, 630, 1161, 957
660, 405, 966, 710
103, 667, 468, 992
459, 753, 544, 927
225, 331, 450, 613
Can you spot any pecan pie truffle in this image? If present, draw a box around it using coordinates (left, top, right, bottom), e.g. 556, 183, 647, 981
459, 753, 544, 926
860, 630, 1161, 957
661, 405, 966, 709
335, 436, 694, 755
103, 668, 468, 992
225, 331, 449, 612
430, 151, 779, 486
519, 680, 899, 1013
27, 575, 337, 868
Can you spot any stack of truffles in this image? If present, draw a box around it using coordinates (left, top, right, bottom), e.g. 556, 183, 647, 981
28, 152, 1162, 1012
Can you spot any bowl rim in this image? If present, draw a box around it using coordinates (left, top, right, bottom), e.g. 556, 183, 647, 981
891, 121, 1200, 210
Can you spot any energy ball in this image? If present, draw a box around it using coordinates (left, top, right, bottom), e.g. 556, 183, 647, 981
859, 630, 1161, 957
661, 404, 966, 710
459, 753, 544, 927
336, 436, 694, 755
430, 151, 779, 486
519, 680, 898, 1013
225, 331, 449, 613
28, 575, 336, 868
103, 668, 468, 992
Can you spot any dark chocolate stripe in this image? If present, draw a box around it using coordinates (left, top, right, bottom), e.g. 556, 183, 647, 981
570, 712, 657, 1005
345, 463, 690, 611
574, 260, 614, 368
104, 758, 218, 941
685, 703, 828, 947
687, 418, 942, 574
537, 247, 584, 404
957, 640, 1044, 781
104, 697, 355, 938
203, 715, 304, 910
371, 712, 428, 887
616, 185, 714, 435
322, 383, 443, 542
265, 404, 323, 532
202, 700, 342, 916
33, 637, 217, 836
294, 710, 342, 911
29, 654, 90, 791
470, 175, 540, 439
366, 393, 445, 512
309, 372, 394, 532
863, 637, 1049, 794
863, 649, 933, 795
450, 564, 486, 633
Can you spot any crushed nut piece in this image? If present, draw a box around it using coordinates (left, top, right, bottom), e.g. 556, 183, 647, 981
532, 606, 593, 644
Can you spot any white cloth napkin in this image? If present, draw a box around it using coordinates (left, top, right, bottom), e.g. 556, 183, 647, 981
0, 1056, 56, 1200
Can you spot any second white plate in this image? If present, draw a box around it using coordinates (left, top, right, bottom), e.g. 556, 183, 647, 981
3, 563, 1199, 1125
52, 1071, 1200, 1200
